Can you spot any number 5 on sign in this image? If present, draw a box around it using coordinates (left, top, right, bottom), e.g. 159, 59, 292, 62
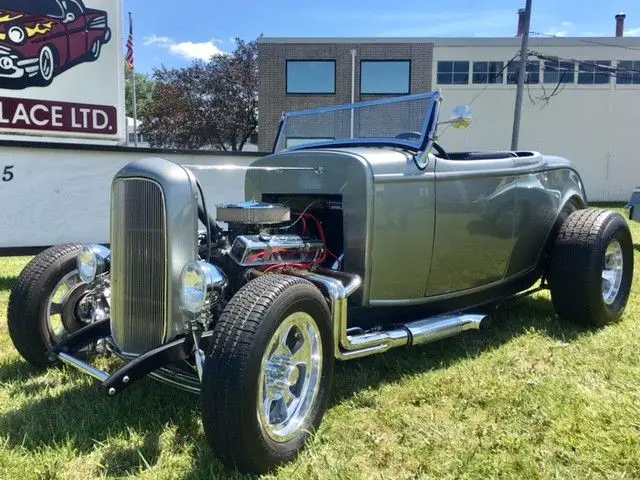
2, 165, 14, 182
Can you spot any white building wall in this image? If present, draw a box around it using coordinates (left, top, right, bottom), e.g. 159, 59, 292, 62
432, 39, 640, 202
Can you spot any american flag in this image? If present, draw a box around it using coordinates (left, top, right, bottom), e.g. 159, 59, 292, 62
126, 12, 134, 71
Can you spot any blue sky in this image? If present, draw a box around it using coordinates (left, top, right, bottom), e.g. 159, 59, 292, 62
123, 0, 640, 74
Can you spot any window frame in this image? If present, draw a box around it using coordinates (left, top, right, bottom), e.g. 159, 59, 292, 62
359, 59, 412, 95
616, 60, 640, 85
437, 61, 470, 85
543, 59, 575, 84
285, 59, 337, 95
577, 60, 611, 85
472, 61, 505, 84
507, 60, 540, 85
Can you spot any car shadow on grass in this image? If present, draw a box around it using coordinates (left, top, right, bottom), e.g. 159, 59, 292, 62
0, 295, 593, 479
330, 295, 592, 405
0, 370, 256, 478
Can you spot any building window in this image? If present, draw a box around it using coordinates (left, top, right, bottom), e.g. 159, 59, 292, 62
360, 60, 411, 94
472, 61, 504, 84
616, 60, 640, 84
128, 133, 135, 143
507, 61, 540, 84
286, 60, 335, 94
285, 137, 334, 149
543, 60, 575, 84
437, 61, 469, 84
577, 60, 611, 84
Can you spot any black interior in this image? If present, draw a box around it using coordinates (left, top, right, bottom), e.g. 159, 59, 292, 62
444, 151, 518, 160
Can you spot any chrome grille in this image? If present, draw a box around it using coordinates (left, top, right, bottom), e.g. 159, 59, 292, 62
111, 178, 167, 354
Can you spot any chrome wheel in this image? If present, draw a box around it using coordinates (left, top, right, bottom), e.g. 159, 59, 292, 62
257, 312, 322, 443
45, 270, 87, 342
602, 239, 624, 305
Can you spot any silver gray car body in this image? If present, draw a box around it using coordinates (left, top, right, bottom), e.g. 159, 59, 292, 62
247, 148, 586, 310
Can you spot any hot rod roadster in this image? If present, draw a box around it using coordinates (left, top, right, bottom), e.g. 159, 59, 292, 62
7, 92, 634, 473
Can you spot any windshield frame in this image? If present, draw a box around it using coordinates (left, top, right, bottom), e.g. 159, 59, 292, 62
273, 91, 442, 154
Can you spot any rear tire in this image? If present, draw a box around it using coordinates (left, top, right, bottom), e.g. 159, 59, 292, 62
201, 274, 333, 474
548, 208, 633, 326
7, 244, 87, 368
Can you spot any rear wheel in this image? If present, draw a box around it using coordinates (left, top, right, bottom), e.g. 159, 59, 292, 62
201, 274, 333, 474
7, 244, 89, 368
548, 208, 633, 326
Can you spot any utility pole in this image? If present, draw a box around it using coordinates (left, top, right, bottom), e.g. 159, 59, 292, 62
511, 0, 532, 151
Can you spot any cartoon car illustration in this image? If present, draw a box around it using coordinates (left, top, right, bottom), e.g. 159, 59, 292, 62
0, 0, 111, 89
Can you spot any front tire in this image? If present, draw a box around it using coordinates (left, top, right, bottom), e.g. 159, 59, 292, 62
548, 208, 633, 326
36, 46, 56, 86
88, 39, 102, 61
7, 244, 88, 368
201, 274, 334, 474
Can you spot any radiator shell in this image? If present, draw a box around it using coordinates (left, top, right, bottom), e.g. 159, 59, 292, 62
110, 158, 198, 355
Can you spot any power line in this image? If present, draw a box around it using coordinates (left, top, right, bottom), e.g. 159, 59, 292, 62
529, 31, 640, 51
529, 50, 640, 76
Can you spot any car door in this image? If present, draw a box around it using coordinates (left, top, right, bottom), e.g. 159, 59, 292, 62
61, 0, 88, 62
426, 154, 518, 296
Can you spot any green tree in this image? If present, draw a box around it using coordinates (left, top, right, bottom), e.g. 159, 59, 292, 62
140, 38, 258, 151
125, 71, 155, 118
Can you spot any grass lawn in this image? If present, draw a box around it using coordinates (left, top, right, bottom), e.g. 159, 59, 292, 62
0, 208, 638, 479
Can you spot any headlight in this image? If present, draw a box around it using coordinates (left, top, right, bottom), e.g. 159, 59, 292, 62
77, 245, 111, 283
0, 56, 14, 70
180, 261, 227, 314
8, 26, 26, 45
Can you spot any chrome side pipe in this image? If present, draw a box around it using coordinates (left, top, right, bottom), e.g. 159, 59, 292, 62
286, 267, 486, 360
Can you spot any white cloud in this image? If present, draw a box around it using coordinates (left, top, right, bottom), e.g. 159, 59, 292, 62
143, 35, 171, 47
143, 35, 224, 61
624, 27, 640, 36
169, 41, 223, 60
560, 21, 573, 27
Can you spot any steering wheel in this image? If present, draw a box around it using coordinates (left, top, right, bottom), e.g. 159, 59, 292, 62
395, 132, 448, 159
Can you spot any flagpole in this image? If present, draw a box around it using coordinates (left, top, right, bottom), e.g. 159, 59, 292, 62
129, 11, 138, 147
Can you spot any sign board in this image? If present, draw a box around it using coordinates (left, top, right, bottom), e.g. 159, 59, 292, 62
0, 0, 124, 144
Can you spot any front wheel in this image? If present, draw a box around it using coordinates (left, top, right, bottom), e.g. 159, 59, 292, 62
88, 39, 102, 61
548, 208, 634, 326
7, 244, 89, 368
36, 46, 56, 85
201, 274, 334, 474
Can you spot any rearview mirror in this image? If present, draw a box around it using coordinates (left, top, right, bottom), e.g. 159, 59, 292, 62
64, 12, 76, 23
437, 105, 472, 130
450, 105, 472, 129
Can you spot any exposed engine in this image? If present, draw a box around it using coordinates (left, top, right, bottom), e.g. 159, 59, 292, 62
199, 197, 343, 298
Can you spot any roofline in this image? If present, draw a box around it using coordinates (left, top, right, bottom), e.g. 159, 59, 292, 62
258, 37, 640, 47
